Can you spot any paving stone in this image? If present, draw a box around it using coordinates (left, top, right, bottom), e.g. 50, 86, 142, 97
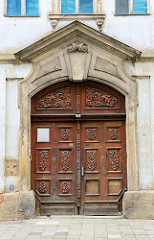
108, 234, 121, 239
41, 232, 55, 236
135, 234, 150, 239
149, 236, 154, 240
121, 235, 136, 240
0, 217, 153, 240
28, 232, 42, 235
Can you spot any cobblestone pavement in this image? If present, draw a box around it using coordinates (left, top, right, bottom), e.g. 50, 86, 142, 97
0, 216, 153, 240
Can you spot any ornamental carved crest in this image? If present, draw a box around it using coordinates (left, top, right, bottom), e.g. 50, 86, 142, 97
109, 129, 118, 140
61, 151, 70, 171
87, 129, 96, 140
87, 151, 97, 171
37, 87, 72, 109
39, 151, 48, 171
62, 182, 70, 194
61, 129, 70, 140
85, 87, 120, 108
110, 150, 119, 171
38, 181, 48, 194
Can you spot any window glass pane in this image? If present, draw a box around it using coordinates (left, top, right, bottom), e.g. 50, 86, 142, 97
133, 0, 147, 14
7, 0, 21, 16
79, 0, 93, 14
61, 0, 75, 14
116, 0, 129, 14
37, 128, 50, 142
26, 0, 39, 15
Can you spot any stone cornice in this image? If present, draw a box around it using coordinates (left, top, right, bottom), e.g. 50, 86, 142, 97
49, 14, 106, 31
14, 21, 141, 62
0, 54, 18, 64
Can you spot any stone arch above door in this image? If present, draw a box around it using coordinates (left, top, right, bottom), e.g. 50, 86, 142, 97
15, 21, 140, 193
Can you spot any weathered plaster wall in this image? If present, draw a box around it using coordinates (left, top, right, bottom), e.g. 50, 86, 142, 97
0, 1, 154, 52
0, 66, 6, 193
137, 77, 153, 189
0, 0, 154, 220
0, 64, 32, 194
124, 60, 154, 189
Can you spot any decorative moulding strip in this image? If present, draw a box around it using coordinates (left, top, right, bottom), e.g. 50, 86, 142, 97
49, 14, 106, 20
49, 14, 106, 31
0, 54, 18, 64
15, 22, 141, 62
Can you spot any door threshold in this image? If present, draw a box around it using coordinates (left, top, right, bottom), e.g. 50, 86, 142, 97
37, 215, 123, 219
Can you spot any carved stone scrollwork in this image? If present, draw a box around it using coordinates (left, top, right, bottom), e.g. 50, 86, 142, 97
85, 87, 120, 108
87, 129, 96, 140
87, 151, 97, 171
110, 150, 119, 171
39, 181, 48, 194
39, 151, 48, 171
61, 129, 70, 140
38, 87, 72, 109
61, 151, 70, 171
109, 129, 118, 140
67, 43, 88, 53
96, 19, 104, 32
62, 182, 70, 194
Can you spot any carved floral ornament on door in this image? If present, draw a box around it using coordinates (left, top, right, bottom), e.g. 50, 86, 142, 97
31, 80, 127, 215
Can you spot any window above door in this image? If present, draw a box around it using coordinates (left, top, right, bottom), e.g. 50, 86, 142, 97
6, 0, 39, 16
116, 0, 150, 15
49, 0, 106, 32
61, 0, 93, 14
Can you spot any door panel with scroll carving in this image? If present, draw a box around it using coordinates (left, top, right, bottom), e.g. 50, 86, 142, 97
31, 122, 77, 215
31, 80, 126, 215
81, 121, 126, 215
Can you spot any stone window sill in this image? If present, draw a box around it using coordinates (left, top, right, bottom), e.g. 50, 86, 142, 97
114, 13, 150, 16
49, 14, 106, 31
4, 15, 40, 17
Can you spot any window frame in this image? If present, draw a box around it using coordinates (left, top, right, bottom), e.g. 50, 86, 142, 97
52, 0, 102, 15
49, 0, 105, 31
60, 0, 94, 14
115, 0, 150, 15
5, 0, 40, 17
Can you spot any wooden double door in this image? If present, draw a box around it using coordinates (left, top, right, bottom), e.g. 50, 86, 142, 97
31, 81, 127, 215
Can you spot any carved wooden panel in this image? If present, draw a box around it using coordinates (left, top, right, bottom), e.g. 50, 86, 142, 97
85, 149, 99, 173
84, 127, 99, 142
106, 127, 121, 142
85, 86, 120, 109
59, 149, 73, 172
35, 149, 51, 173
36, 179, 51, 196
37, 87, 72, 109
107, 148, 122, 172
31, 81, 126, 215
86, 180, 100, 195
108, 179, 122, 195
32, 81, 125, 115
58, 127, 73, 142
59, 180, 72, 195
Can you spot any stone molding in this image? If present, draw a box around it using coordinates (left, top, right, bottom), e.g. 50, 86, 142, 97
49, 14, 106, 32
14, 21, 140, 196
15, 21, 141, 63
51, 0, 103, 15
50, 0, 105, 32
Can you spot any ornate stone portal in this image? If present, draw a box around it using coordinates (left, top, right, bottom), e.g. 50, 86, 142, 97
10, 21, 151, 220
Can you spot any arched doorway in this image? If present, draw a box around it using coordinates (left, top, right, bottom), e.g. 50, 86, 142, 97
31, 81, 127, 215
